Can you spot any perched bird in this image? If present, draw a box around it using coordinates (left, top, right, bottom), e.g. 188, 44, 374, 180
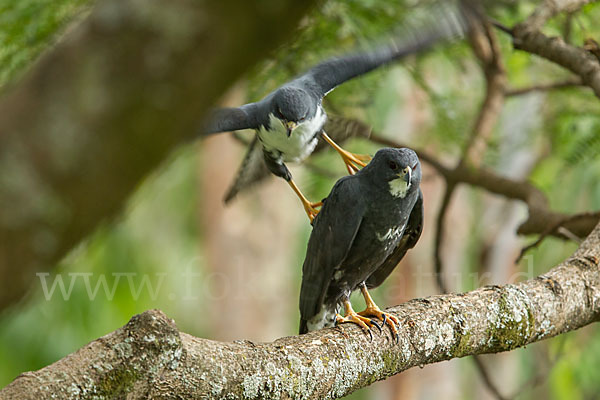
298, 147, 423, 339
202, 7, 465, 222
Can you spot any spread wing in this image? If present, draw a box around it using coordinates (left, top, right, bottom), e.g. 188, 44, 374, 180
297, 5, 467, 98
201, 102, 261, 134
365, 189, 423, 289
299, 177, 365, 320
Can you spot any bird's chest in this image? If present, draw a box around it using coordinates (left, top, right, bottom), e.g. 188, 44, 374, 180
362, 205, 409, 255
257, 110, 326, 162
363, 217, 406, 257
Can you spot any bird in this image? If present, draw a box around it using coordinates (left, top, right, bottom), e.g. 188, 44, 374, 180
298, 147, 423, 339
202, 6, 465, 222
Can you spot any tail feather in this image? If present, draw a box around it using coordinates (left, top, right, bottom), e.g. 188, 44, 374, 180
224, 136, 271, 203
299, 319, 309, 335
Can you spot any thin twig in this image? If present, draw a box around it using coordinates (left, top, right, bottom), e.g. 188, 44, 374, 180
505, 78, 583, 96
516, 211, 600, 263
433, 183, 455, 294
506, 334, 567, 399
487, 17, 513, 36
472, 356, 508, 400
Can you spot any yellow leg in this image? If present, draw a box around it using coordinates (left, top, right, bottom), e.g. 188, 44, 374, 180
357, 284, 400, 340
287, 179, 322, 223
335, 299, 380, 340
321, 131, 371, 175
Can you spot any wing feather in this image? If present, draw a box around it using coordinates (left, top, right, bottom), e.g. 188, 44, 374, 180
299, 5, 467, 97
201, 103, 260, 134
299, 177, 365, 320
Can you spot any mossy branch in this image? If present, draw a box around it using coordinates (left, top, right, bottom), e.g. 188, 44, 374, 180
3, 222, 599, 399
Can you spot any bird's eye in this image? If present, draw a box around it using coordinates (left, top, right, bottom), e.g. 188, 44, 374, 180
388, 161, 398, 170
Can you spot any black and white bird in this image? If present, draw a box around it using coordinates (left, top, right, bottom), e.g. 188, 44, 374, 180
203, 7, 466, 222
298, 147, 423, 338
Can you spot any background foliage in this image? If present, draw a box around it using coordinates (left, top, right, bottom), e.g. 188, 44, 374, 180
1, 0, 599, 399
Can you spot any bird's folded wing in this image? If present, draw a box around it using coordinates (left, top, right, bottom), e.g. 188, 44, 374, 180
299, 177, 366, 319
200, 103, 261, 134
365, 189, 423, 289
300, 3, 469, 97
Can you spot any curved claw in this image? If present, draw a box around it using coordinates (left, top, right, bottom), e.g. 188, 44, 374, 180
370, 318, 383, 333
335, 313, 377, 341
305, 201, 323, 224
358, 308, 400, 342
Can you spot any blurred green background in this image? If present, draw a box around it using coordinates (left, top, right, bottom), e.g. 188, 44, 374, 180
1, 0, 600, 399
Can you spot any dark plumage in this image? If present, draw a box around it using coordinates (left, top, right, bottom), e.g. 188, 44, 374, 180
299, 148, 423, 337
202, 7, 466, 220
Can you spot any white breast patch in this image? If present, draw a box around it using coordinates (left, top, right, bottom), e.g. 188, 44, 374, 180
257, 108, 326, 162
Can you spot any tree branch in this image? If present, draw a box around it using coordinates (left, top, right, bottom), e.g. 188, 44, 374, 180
522, 0, 592, 31
505, 78, 584, 96
461, 15, 506, 168
3, 222, 599, 399
511, 0, 600, 99
434, 183, 455, 293
517, 211, 600, 262
512, 28, 600, 98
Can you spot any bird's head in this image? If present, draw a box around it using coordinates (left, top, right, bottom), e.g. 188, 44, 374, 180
271, 87, 315, 136
366, 148, 421, 198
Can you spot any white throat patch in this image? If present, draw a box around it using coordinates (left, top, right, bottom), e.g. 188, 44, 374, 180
388, 178, 411, 198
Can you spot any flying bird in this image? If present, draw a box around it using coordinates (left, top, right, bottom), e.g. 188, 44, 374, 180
298, 147, 423, 339
202, 7, 465, 222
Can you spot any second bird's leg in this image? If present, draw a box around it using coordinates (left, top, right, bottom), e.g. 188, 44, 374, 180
357, 283, 400, 340
321, 131, 371, 175
264, 154, 322, 223
287, 179, 322, 223
335, 298, 381, 340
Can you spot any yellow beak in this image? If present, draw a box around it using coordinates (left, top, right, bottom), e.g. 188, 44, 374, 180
401, 165, 412, 183
285, 121, 297, 137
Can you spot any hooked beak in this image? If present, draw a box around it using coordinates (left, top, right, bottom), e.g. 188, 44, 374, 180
285, 121, 297, 137
403, 165, 412, 184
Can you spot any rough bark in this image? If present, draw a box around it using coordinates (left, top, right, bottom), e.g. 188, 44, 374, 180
0, 0, 316, 311
509, 0, 600, 99
522, 0, 592, 31
3, 222, 599, 400
512, 26, 600, 99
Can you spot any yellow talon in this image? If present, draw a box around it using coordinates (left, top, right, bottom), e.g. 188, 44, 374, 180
287, 180, 322, 223
321, 131, 371, 175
